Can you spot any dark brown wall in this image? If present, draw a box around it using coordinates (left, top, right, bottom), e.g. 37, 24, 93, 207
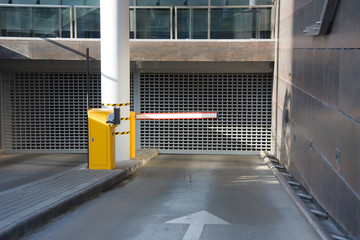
273, 0, 360, 239
0, 73, 2, 150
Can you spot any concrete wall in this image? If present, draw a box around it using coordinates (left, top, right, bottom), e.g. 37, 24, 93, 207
273, 0, 360, 239
0, 39, 275, 62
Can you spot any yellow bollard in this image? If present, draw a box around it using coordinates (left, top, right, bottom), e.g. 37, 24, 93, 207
130, 112, 136, 158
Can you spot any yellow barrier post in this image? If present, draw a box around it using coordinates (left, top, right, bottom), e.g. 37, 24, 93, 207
88, 109, 116, 170
130, 112, 136, 158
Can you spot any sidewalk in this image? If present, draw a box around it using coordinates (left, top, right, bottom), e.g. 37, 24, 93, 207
0, 149, 158, 240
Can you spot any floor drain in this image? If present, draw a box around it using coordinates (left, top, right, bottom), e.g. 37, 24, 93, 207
261, 151, 352, 240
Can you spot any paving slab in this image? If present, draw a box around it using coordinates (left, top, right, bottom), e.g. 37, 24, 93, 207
0, 149, 158, 240
0, 153, 87, 192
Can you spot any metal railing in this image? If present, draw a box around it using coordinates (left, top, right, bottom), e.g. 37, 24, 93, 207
0, 4, 274, 39
129, 6, 173, 39
0, 4, 73, 38
174, 5, 274, 39
73, 6, 99, 39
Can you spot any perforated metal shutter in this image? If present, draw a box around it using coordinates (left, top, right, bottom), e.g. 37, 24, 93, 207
2, 73, 101, 153
139, 73, 272, 154
2, 72, 271, 154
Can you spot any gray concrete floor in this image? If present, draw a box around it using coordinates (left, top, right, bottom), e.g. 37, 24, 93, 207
0, 153, 87, 192
25, 155, 321, 240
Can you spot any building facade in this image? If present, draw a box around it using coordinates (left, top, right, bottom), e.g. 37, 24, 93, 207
0, 1, 275, 154
0, 0, 359, 239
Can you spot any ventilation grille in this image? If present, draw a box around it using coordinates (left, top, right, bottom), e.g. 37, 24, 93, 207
2, 73, 101, 152
139, 73, 272, 153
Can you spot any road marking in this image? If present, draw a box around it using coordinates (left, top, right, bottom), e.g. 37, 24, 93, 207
166, 210, 231, 240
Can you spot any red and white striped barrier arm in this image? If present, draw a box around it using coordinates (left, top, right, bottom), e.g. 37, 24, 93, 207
135, 112, 218, 120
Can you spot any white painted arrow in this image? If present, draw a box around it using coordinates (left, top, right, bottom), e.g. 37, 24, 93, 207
166, 210, 231, 240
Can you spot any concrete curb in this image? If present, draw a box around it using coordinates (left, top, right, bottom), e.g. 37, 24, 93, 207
0, 170, 128, 240
260, 151, 333, 240
0, 149, 158, 240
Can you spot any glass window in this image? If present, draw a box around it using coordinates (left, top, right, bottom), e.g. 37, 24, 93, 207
0, 0, 100, 5
136, 0, 208, 6
75, 7, 100, 38
210, 7, 271, 39
135, 8, 171, 39
211, 0, 272, 5
211, 0, 249, 5
2, 0, 47, 4
84, 0, 99, 6
255, 0, 273, 4
177, 8, 208, 39
182, 0, 208, 6
41, 0, 60, 4
0, 5, 70, 37
70, 0, 98, 6
62, 0, 84, 5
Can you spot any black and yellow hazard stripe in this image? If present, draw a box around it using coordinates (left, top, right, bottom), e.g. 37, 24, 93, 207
115, 131, 130, 135
101, 103, 130, 107
121, 117, 130, 121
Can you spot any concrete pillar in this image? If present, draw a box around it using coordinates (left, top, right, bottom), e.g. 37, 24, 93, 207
100, 0, 130, 163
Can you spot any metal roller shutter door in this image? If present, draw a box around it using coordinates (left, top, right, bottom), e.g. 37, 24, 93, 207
2, 73, 101, 153
2, 72, 272, 154
138, 73, 272, 154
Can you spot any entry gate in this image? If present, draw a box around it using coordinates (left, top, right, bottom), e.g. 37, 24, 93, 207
135, 73, 272, 154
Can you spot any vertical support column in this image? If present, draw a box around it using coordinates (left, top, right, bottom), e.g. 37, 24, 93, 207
207, 6, 211, 39
69, 6, 74, 39
249, 0, 257, 39
170, 7, 173, 39
133, 72, 142, 150
189, 8, 193, 39
101, 0, 130, 163
58, 7, 63, 38
273, 0, 280, 154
